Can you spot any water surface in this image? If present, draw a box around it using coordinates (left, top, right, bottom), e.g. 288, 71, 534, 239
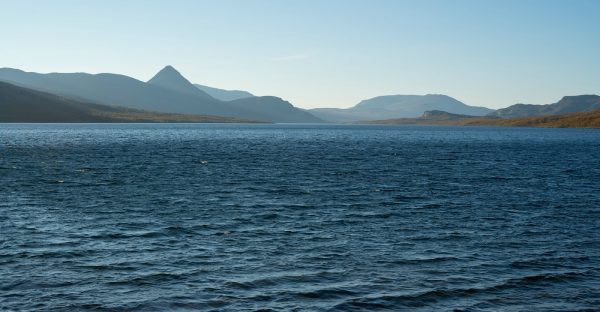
1, 124, 599, 311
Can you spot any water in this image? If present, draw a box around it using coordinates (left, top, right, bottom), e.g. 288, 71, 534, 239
1, 124, 599, 311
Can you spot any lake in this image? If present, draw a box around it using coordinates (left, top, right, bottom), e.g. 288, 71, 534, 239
1, 124, 599, 311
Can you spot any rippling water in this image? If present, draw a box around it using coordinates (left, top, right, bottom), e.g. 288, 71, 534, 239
1, 124, 600, 311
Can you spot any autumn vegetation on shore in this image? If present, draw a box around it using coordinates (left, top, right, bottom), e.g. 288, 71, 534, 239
458, 109, 600, 128
365, 109, 600, 129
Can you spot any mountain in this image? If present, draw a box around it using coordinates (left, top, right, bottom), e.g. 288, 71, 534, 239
463, 109, 600, 128
0, 80, 115, 122
365, 108, 600, 128
0, 66, 322, 123
489, 95, 600, 118
194, 84, 254, 101
0, 67, 225, 115
365, 110, 494, 125
147, 66, 321, 123
0, 81, 258, 123
310, 94, 494, 122
147, 65, 214, 99
226, 96, 323, 123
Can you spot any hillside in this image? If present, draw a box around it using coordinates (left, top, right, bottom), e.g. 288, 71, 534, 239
0, 67, 224, 115
310, 94, 493, 122
0, 81, 261, 123
366, 109, 600, 128
364, 110, 491, 125
461, 109, 600, 128
0, 66, 322, 123
148, 66, 215, 99
489, 95, 600, 118
226, 96, 324, 123
194, 84, 254, 101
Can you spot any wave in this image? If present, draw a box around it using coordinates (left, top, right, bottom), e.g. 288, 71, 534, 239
332, 270, 593, 310
223, 270, 347, 290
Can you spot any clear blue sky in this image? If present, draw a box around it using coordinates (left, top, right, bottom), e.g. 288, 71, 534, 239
1, 0, 599, 109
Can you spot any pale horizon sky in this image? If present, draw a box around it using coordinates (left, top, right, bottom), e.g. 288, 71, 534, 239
1, 0, 599, 109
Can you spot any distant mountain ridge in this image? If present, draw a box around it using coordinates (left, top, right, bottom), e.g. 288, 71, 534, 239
225, 96, 321, 123
468, 108, 600, 128
0, 80, 117, 122
0, 66, 322, 123
365, 108, 600, 128
148, 65, 214, 99
4, 65, 598, 124
310, 94, 494, 122
489, 95, 600, 118
194, 84, 254, 101
0, 81, 257, 123
0, 67, 225, 115
364, 110, 492, 125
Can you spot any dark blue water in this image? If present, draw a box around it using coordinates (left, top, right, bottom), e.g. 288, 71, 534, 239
1, 124, 600, 311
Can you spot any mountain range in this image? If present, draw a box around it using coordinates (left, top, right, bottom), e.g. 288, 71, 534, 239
366, 108, 600, 128
0, 66, 322, 123
0, 81, 257, 123
309, 94, 494, 123
194, 84, 254, 101
488, 95, 600, 118
365, 110, 492, 125
1, 65, 599, 125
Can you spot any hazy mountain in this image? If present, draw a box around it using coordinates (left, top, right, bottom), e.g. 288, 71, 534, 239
364, 110, 493, 125
148, 67, 321, 122
226, 96, 323, 123
0, 80, 116, 122
466, 108, 600, 128
310, 94, 494, 122
194, 84, 254, 101
366, 107, 600, 128
0, 66, 322, 123
0, 67, 225, 115
148, 66, 215, 99
0, 81, 256, 123
489, 95, 600, 118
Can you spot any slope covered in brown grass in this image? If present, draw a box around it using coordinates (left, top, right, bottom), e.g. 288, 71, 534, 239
365, 109, 600, 128
458, 109, 600, 128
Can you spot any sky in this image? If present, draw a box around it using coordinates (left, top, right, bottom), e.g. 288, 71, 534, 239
1, 0, 599, 109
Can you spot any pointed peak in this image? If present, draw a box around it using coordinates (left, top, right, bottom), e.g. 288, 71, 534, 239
158, 65, 178, 73
147, 65, 214, 100
150, 65, 186, 82
148, 65, 192, 89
